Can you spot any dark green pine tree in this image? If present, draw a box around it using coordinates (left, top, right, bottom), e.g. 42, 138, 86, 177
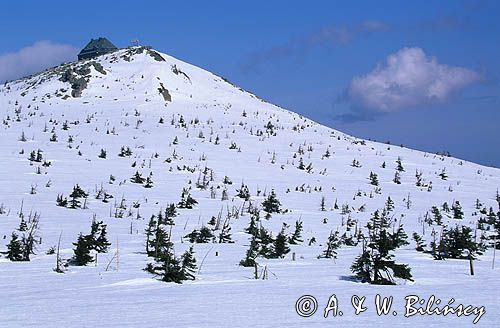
19, 218, 28, 232
164, 203, 177, 225
392, 224, 409, 248
245, 216, 259, 236
71, 233, 94, 266
6, 232, 24, 261
393, 170, 401, 184
262, 190, 281, 214
144, 173, 154, 188
288, 220, 303, 244
319, 231, 341, 259
298, 157, 305, 170
198, 226, 215, 242
145, 214, 158, 256
431, 206, 443, 225
218, 220, 234, 243
178, 188, 198, 209
69, 194, 81, 209
396, 157, 405, 172
452, 201, 464, 220
89, 220, 111, 253
412, 232, 426, 252
439, 226, 481, 259
351, 210, 413, 285
351, 248, 372, 283
256, 226, 274, 258
272, 230, 290, 258
36, 149, 43, 162
180, 246, 197, 280
320, 196, 327, 211
56, 194, 68, 207
493, 211, 500, 249
236, 183, 251, 201
385, 197, 395, 212
369, 172, 379, 186
152, 224, 173, 259
130, 171, 146, 184
146, 251, 184, 283
239, 235, 259, 267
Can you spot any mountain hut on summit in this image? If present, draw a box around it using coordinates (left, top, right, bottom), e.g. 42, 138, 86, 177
77, 37, 118, 60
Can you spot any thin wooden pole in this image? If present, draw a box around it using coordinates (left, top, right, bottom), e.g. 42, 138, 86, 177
493, 236, 497, 270
116, 238, 119, 271
469, 251, 474, 276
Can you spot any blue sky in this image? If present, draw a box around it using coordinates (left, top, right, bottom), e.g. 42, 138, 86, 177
1, 0, 499, 167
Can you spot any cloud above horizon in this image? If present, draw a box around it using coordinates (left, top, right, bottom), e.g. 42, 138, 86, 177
0, 41, 79, 82
346, 47, 481, 113
242, 20, 388, 71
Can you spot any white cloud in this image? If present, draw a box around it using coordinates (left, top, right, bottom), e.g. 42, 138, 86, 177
347, 47, 480, 112
0, 41, 79, 82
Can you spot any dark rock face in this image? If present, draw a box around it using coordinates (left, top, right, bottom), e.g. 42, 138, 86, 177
158, 83, 171, 102
59, 62, 106, 98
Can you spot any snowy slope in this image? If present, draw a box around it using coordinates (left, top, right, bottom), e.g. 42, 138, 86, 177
0, 46, 499, 328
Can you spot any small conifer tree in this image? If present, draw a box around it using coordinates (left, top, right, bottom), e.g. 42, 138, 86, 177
319, 231, 340, 259
288, 220, 303, 244
180, 246, 197, 280
6, 232, 24, 261
71, 234, 94, 266
262, 190, 281, 214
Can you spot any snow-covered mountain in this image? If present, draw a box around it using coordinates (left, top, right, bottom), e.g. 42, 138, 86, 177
1, 46, 499, 327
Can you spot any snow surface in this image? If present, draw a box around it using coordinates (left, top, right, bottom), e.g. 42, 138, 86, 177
0, 47, 499, 327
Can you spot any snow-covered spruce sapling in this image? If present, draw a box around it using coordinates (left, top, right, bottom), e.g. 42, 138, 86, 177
439, 168, 448, 180
6, 232, 24, 261
350, 210, 413, 285
178, 188, 197, 209
396, 157, 405, 172
452, 201, 464, 220
412, 232, 426, 252
49, 132, 58, 142
239, 235, 259, 267
118, 146, 133, 157
70, 234, 94, 266
145, 251, 184, 283
435, 226, 483, 260
385, 196, 395, 212
271, 229, 290, 259
393, 170, 401, 184
144, 172, 154, 188
369, 172, 379, 186
185, 226, 214, 243
431, 206, 443, 225
262, 190, 281, 215
98, 149, 107, 159
88, 219, 111, 253
288, 220, 303, 244
218, 219, 234, 243
5, 212, 41, 261
245, 215, 259, 236
130, 171, 145, 184
236, 183, 251, 201
255, 226, 274, 258
318, 231, 341, 259
68, 184, 88, 209
392, 223, 409, 248
180, 246, 197, 280
320, 196, 327, 211
56, 194, 68, 207
351, 159, 361, 168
